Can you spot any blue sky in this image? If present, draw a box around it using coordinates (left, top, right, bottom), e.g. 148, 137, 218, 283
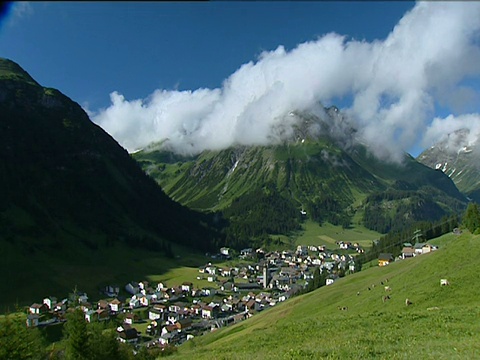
1, 2, 480, 159
0, 2, 412, 109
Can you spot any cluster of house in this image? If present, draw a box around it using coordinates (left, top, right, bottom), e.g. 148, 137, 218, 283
25, 244, 361, 348
378, 241, 439, 267
335, 241, 365, 253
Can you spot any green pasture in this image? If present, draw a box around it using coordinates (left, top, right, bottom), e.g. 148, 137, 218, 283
293, 220, 381, 249
171, 231, 480, 359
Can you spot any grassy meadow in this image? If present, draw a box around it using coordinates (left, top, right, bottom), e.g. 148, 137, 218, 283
293, 220, 381, 249
170, 231, 480, 359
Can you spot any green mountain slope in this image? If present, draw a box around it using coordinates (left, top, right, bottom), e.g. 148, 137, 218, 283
134, 125, 466, 241
172, 231, 480, 359
0, 58, 222, 307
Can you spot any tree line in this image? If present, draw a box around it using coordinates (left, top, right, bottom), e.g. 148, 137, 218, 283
222, 185, 302, 249
357, 214, 460, 265
0, 309, 175, 360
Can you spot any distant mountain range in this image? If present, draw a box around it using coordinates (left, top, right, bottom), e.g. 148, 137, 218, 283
417, 128, 480, 203
134, 107, 467, 247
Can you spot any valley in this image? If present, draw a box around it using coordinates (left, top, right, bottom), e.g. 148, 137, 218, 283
0, 56, 479, 359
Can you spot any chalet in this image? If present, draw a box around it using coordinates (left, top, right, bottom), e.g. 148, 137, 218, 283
201, 305, 219, 319
104, 285, 120, 297
43, 297, 57, 311
138, 281, 149, 291
181, 282, 193, 293
129, 297, 140, 309
79, 302, 93, 313
85, 309, 109, 323
326, 274, 339, 286
149, 308, 163, 321
414, 243, 425, 255
167, 312, 180, 324
125, 282, 139, 295
97, 299, 109, 310
26, 314, 40, 328
124, 313, 138, 325
402, 247, 415, 259
156, 282, 167, 291
109, 298, 122, 313
117, 328, 139, 344
138, 294, 151, 307
378, 253, 394, 267
234, 283, 261, 291
169, 303, 185, 313
240, 248, 253, 258
161, 324, 178, 337
146, 320, 159, 336
221, 281, 234, 291
422, 243, 437, 254
296, 245, 307, 256
220, 247, 231, 257
52, 299, 67, 312
153, 304, 167, 312
29, 303, 47, 315
204, 264, 216, 275
220, 268, 232, 277
246, 299, 262, 312
176, 318, 192, 331
348, 260, 356, 272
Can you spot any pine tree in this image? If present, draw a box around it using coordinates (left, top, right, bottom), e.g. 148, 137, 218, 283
64, 309, 90, 360
0, 314, 45, 360
463, 202, 480, 234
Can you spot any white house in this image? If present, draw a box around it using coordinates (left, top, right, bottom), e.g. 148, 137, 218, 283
181, 282, 193, 293
129, 297, 140, 309
149, 309, 163, 321
43, 297, 57, 310
109, 298, 122, 313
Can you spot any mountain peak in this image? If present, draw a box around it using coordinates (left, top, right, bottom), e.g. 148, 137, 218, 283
0, 57, 39, 86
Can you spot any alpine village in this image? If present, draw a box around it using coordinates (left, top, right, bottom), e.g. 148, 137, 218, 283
1, 56, 480, 360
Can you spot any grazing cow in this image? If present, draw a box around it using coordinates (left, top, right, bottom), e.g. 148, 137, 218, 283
357, 292, 360, 296
382, 295, 390, 303
405, 298, 413, 306
381, 281, 384, 285
337, 306, 348, 311
440, 279, 450, 286
368, 287, 371, 291
384, 286, 391, 292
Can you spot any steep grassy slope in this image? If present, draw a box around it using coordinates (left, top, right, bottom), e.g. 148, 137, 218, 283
135, 133, 466, 241
172, 232, 480, 359
0, 58, 223, 308
135, 141, 381, 212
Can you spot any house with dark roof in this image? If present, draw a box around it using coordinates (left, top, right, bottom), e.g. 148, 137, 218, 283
378, 253, 394, 266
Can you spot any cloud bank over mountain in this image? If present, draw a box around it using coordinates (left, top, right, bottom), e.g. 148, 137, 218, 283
92, 2, 480, 161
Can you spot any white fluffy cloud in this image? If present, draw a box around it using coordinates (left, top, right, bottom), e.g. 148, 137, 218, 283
423, 113, 480, 152
92, 2, 480, 161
